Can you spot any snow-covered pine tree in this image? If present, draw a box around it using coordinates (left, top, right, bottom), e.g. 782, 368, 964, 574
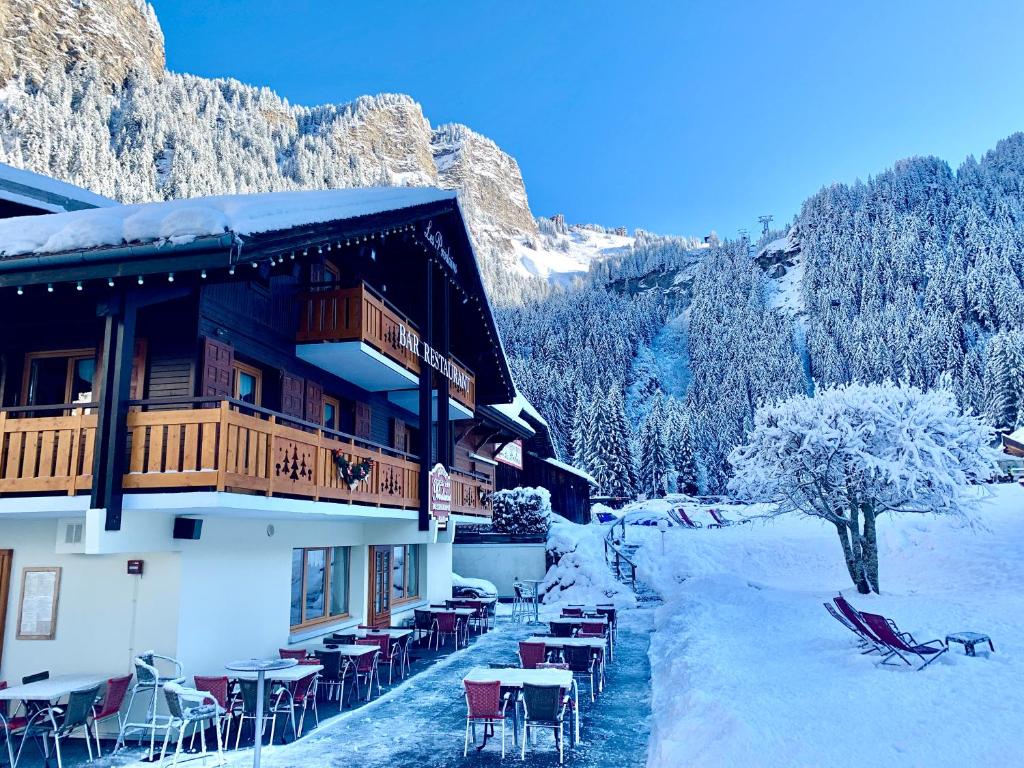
637, 392, 670, 498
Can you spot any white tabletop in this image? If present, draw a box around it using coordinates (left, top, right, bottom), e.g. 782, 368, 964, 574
526, 636, 607, 650
463, 666, 573, 689
319, 644, 376, 658
227, 664, 321, 682
430, 607, 475, 616
548, 616, 608, 626
0, 674, 109, 701
352, 628, 414, 640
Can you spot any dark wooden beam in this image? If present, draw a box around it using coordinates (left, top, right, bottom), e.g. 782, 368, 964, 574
418, 258, 434, 532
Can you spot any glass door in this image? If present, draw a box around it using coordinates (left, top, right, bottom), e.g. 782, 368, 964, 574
367, 546, 392, 628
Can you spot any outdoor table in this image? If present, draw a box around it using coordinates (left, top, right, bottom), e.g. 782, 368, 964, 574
352, 629, 414, 675
463, 666, 579, 743
527, 636, 608, 691
0, 674, 109, 702
521, 578, 545, 625
548, 616, 608, 627
945, 632, 995, 657
225, 658, 296, 768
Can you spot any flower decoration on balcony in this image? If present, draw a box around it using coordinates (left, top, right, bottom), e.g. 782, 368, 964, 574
333, 450, 373, 490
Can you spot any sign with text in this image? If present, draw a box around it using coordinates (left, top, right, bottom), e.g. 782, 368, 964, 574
397, 324, 471, 394
423, 220, 458, 274
428, 463, 452, 524
495, 440, 524, 470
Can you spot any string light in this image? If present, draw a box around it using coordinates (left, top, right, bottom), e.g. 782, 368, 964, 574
137, 276, 144, 285
290, 250, 296, 260
228, 265, 236, 275
251, 262, 258, 269
16, 286, 23, 296
167, 273, 175, 283
200, 269, 207, 279
76, 281, 83, 291
47, 283, 54, 293
107, 277, 115, 287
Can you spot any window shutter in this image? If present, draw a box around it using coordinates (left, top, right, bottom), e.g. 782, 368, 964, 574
355, 402, 372, 440
392, 418, 409, 453
130, 338, 148, 401
305, 380, 324, 425
200, 338, 233, 399
280, 373, 305, 419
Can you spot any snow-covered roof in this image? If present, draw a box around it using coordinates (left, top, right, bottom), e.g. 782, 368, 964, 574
1007, 427, 1024, 444
0, 163, 117, 214
544, 457, 597, 486
491, 391, 548, 434
0, 187, 456, 259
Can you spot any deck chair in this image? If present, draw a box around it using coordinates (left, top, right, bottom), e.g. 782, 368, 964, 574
671, 507, 703, 528
823, 602, 879, 653
859, 612, 948, 671
707, 509, 733, 528
832, 595, 888, 653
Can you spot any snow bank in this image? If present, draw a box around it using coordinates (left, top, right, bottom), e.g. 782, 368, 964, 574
636, 485, 1024, 767
542, 518, 636, 608
0, 187, 455, 257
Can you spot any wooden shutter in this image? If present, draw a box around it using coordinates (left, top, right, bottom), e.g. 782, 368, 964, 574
355, 402, 372, 440
392, 418, 409, 453
200, 338, 233, 399
129, 337, 148, 406
280, 373, 305, 419
305, 380, 324, 425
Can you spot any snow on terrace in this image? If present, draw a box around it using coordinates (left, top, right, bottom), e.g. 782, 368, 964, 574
0, 187, 456, 258
590, 486, 1024, 767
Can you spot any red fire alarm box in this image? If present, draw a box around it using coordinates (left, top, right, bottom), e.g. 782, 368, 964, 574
127, 559, 144, 575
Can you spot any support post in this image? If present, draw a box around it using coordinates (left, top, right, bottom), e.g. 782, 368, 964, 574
418, 259, 434, 532
436, 277, 451, 468
91, 293, 136, 530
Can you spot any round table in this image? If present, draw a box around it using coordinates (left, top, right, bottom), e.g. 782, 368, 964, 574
225, 658, 297, 768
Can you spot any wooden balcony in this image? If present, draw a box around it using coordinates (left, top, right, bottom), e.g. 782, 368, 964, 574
0, 399, 493, 518
297, 283, 476, 412
450, 468, 494, 518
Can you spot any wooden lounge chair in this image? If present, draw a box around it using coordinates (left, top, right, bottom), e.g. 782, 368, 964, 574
860, 612, 948, 671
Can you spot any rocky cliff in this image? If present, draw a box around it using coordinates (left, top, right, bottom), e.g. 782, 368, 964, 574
0, 0, 543, 300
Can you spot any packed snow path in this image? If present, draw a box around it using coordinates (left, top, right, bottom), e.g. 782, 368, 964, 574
217, 612, 654, 768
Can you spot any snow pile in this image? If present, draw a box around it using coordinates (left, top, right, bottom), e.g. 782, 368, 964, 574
512, 222, 634, 284
542, 518, 636, 608
630, 485, 1024, 767
491, 486, 552, 534
0, 187, 454, 258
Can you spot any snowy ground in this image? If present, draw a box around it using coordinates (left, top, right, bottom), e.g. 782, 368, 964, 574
583, 484, 1024, 767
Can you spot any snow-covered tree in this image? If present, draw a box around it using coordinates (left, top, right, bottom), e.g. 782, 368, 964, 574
490, 487, 553, 535
637, 392, 670, 497
728, 383, 996, 594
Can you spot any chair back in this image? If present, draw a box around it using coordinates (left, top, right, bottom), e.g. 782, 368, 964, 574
561, 607, 583, 618
133, 653, 158, 685
676, 508, 698, 527
22, 671, 49, 685
833, 596, 882, 642
365, 633, 390, 656
580, 621, 606, 636
193, 676, 230, 709
237, 678, 273, 715
279, 648, 307, 660
313, 650, 342, 682
596, 607, 616, 624
354, 640, 380, 673
860, 612, 910, 651
436, 612, 457, 633
550, 621, 574, 638
710, 508, 727, 525
95, 674, 133, 718
518, 641, 547, 670
414, 609, 434, 630
564, 645, 592, 672
292, 671, 318, 702
0, 681, 7, 718
823, 602, 857, 632
521, 683, 562, 721
62, 685, 102, 731
463, 680, 502, 719
330, 633, 356, 645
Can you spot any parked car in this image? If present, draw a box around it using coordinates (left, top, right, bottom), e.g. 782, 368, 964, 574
452, 572, 498, 599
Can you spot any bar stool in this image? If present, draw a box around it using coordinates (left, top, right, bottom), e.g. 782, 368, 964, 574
116, 652, 184, 759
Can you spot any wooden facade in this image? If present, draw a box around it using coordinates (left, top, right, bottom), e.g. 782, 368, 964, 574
0, 198, 515, 526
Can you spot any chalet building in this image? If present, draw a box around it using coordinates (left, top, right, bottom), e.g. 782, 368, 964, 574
486, 394, 596, 524
0, 183, 520, 686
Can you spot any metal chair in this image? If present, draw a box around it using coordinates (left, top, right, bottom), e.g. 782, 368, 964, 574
462, 680, 512, 758
159, 682, 225, 767
312, 650, 344, 703
564, 645, 598, 702
518, 641, 548, 670
117, 652, 184, 758
233, 678, 284, 750
413, 609, 437, 647
16, 684, 102, 768
278, 648, 307, 661
511, 582, 533, 624
0, 682, 26, 768
90, 674, 132, 757
550, 621, 575, 638
352, 641, 382, 702
519, 683, 570, 764
193, 676, 236, 747
365, 633, 402, 685
433, 612, 464, 650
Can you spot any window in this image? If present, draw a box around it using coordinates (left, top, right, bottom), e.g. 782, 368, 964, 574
323, 395, 340, 431
290, 546, 350, 630
22, 349, 97, 406
233, 361, 262, 406
391, 544, 420, 603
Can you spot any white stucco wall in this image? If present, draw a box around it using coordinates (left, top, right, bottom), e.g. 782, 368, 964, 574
452, 543, 547, 598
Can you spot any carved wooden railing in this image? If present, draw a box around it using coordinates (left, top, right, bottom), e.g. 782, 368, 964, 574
123, 399, 420, 509
0, 405, 97, 495
297, 282, 476, 412
450, 468, 493, 518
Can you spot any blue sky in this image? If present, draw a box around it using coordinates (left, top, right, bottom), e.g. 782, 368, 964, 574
153, 1, 1024, 238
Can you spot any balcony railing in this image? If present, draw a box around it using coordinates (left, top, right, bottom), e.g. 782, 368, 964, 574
297, 282, 476, 411
450, 467, 494, 517
0, 398, 493, 518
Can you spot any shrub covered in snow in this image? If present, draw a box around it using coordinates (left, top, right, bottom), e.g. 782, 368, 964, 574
491, 486, 553, 535
729, 382, 998, 594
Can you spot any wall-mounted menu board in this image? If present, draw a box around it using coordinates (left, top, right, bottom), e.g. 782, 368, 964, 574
16, 567, 61, 640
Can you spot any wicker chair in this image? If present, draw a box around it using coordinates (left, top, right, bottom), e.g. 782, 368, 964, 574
519, 683, 570, 764
90, 674, 132, 757
353, 640, 382, 702
462, 680, 512, 758
518, 641, 548, 670
160, 682, 226, 767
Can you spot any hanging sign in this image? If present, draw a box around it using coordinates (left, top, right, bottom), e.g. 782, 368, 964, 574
423, 220, 458, 274
496, 440, 524, 470
428, 463, 452, 523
